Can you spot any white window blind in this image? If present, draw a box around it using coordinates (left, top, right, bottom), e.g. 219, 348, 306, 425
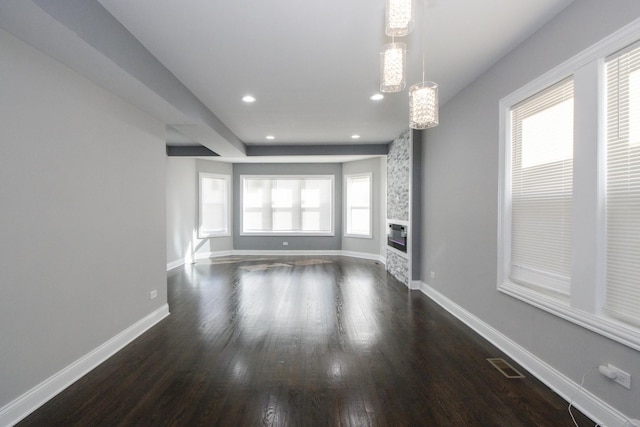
605, 43, 640, 325
242, 176, 333, 235
345, 174, 372, 237
199, 173, 230, 237
509, 78, 574, 298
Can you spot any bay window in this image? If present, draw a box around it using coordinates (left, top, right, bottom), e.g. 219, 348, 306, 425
345, 173, 372, 238
199, 173, 230, 237
241, 175, 334, 235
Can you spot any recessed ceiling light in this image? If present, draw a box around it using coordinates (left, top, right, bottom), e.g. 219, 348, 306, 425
370, 94, 384, 101
351, 134, 361, 139
266, 135, 275, 140
242, 95, 256, 103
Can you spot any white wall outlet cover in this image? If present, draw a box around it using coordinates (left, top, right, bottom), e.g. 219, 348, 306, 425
149, 290, 158, 300
600, 363, 631, 389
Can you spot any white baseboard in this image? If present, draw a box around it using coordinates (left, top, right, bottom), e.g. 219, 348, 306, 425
170, 251, 386, 272
166, 259, 185, 271
171, 250, 386, 267
408, 280, 421, 290
195, 250, 233, 260
231, 249, 343, 257
0, 304, 170, 427
339, 251, 386, 264
417, 281, 630, 427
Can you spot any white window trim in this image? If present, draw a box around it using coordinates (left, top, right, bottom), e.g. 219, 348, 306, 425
344, 172, 373, 239
198, 172, 231, 238
239, 174, 335, 237
497, 17, 640, 352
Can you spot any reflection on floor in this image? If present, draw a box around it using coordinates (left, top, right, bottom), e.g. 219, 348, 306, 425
236, 258, 334, 271
239, 263, 293, 272
17, 256, 595, 427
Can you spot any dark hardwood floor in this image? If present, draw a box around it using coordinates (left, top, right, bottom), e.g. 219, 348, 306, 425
18, 256, 594, 426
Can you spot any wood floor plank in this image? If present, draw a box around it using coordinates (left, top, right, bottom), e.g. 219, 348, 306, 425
17, 256, 595, 426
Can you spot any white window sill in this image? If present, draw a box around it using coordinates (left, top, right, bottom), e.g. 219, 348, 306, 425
344, 233, 373, 239
499, 281, 640, 352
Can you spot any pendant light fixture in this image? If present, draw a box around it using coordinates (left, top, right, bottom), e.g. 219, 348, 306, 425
386, 0, 414, 37
409, 1, 438, 129
380, 40, 406, 92
409, 81, 438, 129
381, 0, 411, 93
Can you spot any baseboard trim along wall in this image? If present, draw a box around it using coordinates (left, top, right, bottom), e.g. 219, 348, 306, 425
231, 249, 343, 257
333, 251, 386, 264
168, 250, 386, 271
166, 258, 187, 271
408, 280, 421, 290
416, 281, 631, 427
0, 304, 170, 427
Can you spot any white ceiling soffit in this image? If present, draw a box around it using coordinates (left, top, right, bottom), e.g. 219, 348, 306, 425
97, 0, 574, 146
1, 0, 575, 158
0, 0, 246, 157
0, 1, 188, 126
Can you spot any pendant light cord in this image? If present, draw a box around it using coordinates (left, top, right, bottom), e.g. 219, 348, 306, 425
421, 0, 426, 83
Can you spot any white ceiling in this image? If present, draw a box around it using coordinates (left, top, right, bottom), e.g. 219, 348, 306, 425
1, 0, 575, 160
97, 0, 574, 146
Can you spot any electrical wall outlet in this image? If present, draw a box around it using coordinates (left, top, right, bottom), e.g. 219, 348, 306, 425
600, 363, 631, 389
149, 290, 158, 300
430, 271, 435, 279
283, 241, 288, 246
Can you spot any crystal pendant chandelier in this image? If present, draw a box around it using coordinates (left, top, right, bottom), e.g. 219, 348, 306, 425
386, 0, 413, 37
408, 1, 439, 129
409, 81, 438, 129
380, 42, 406, 92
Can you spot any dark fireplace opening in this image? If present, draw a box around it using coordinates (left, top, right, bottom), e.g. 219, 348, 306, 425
387, 223, 407, 253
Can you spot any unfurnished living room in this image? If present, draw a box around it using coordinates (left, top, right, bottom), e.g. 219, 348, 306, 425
1, 1, 640, 426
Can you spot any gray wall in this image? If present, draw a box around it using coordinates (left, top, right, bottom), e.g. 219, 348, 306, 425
0, 29, 167, 409
166, 157, 196, 266
233, 163, 343, 251
421, 0, 640, 418
342, 157, 385, 257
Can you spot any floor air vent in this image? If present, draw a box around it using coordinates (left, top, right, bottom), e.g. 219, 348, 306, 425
487, 358, 525, 379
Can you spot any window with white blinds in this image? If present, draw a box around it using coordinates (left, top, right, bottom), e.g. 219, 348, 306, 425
509, 78, 574, 298
498, 24, 640, 350
241, 176, 333, 235
199, 173, 230, 237
605, 43, 640, 326
345, 174, 372, 237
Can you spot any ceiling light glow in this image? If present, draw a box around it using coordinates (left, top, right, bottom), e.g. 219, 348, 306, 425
351, 134, 361, 139
370, 94, 384, 101
242, 95, 256, 103
266, 135, 275, 140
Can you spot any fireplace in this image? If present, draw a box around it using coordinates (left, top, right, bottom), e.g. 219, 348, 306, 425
387, 223, 407, 253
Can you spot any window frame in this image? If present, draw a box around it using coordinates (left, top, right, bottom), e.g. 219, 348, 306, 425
507, 77, 575, 301
497, 19, 640, 351
344, 172, 373, 239
198, 172, 231, 238
239, 174, 335, 237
